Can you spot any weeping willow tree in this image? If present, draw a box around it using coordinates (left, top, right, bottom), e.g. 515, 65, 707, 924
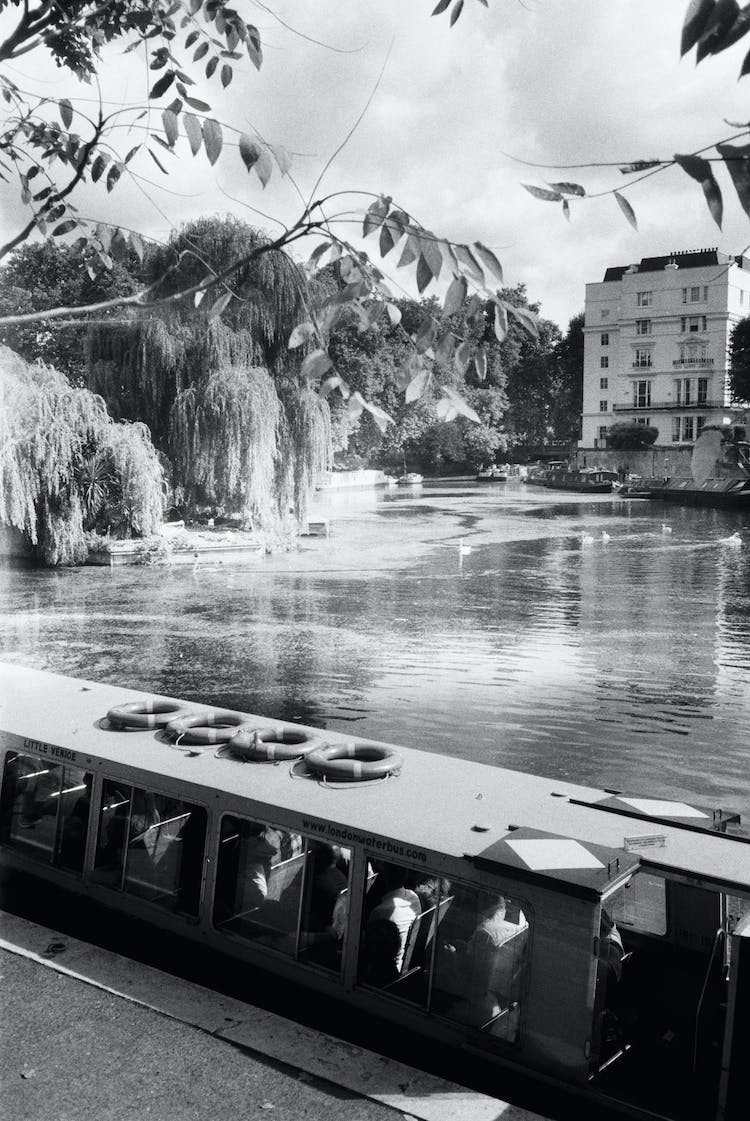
0, 346, 164, 565
86, 215, 332, 536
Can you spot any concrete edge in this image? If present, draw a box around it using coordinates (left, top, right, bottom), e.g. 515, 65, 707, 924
0, 910, 536, 1121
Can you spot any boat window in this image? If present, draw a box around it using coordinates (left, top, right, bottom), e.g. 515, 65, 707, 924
357, 862, 529, 1044
0, 751, 93, 875
92, 779, 206, 916
607, 872, 667, 937
430, 883, 528, 1044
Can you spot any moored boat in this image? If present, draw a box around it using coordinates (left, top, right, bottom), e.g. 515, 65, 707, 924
1, 663, 748, 1121
529, 467, 618, 494
397, 472, 424, 486
476, 465, 508, 482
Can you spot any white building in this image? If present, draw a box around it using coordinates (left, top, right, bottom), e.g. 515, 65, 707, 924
580, 248, 750, 453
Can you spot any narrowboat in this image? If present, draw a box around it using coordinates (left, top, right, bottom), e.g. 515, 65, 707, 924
526, 467, 618, 494
397, 473, 424, 486
1, 664, 749, 1121
476, 465, 509, 482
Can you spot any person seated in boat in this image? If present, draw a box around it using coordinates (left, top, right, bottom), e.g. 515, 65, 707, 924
410, 872, 451, 913
439, 896, 528, 1029
361, 862, 421, 983
239, 821, 279, 911
307, 842, 348, 932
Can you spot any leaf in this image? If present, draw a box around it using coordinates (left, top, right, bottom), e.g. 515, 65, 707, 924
440, 387, 480, 423
474, 344, 487, 381
183, 113, 202, 155
300, 349, 333, 379
184, 95, 211, 112
207, 290, 232, 320
435, 330, 456, 367
414, 317, 437, 354
162, 109, 179, 147
619, 159, 662, 174
419, 233, 443, 281
239, 133, 259, 170
319, 374, 343, 398
202, 118, 223, 165
59, 99, 73, 129
507, 304, 540, 338
454, 339, 471, 373
362, 195, 390, 238
681, 0, 716, 55
562, 198, 570, 222
416, 253, 433, 294
454, 243, 484, 286
221, 63, 232, 87
206, 56, 218, 79
522, 183, 563, 202
432, 0, 451, 13
443, 274, 467, 317
361, 399, 394, 433
194, 42, 209, 61
149, 71, 175, 100
695, 0, 745, 63
252, 145, 273, 187
52, 219, 77, 237
268, 143, 292, 175
450, 0, 464, 27
493, 303, 508, 342
674, 153, 723, 227
405, 368, 432, 403
379, 221, 396, 257
288, 321, 316, 348
90, 154, 108, 182
130, 231, 144, 262
106, 163, 123, 192
346, 393, 365, 421
546, 181, 586, 197
398, 234, 420, 268
717, 140, 750, 216
614, 190, 638, 230
472, 241, 504, 285
385, 303, 402, 326
148, 148, 168, 175
307, 241, 330, 267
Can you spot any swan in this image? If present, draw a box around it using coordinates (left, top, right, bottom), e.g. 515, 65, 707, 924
601, 531, 611, 543
458, 538, 472, 556
580, 532, 594, 546
720, 532, 742, 547
661, 524, 672, 534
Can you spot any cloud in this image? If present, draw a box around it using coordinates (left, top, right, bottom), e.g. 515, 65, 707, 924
3, 1, 750, 330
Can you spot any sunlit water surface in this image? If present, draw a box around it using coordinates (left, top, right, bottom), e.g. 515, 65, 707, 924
2, 481, 749, 819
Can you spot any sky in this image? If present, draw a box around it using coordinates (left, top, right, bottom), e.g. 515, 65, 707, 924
4, 1, 750, 332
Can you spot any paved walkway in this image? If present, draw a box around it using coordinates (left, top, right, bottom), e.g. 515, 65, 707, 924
0, 911, 536, 1121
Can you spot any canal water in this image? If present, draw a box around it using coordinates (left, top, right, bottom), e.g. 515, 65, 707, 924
2, 480, 749, 820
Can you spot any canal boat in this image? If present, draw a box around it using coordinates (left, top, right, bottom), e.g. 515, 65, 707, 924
476, 465, 509, 482
1, 663, 749, 1121
397, 473, 424, 486
527, 467, 617, 494
646, 424, 750, 508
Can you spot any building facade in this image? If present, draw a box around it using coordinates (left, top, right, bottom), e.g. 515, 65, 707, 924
580, 248, 750, 454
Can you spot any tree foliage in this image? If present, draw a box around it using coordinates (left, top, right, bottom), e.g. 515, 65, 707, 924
0, 345, 163, 564
729, 315, 750, 402
606, 422, 660, 450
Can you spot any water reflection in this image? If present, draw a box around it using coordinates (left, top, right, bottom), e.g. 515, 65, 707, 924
1, 483, 749, 819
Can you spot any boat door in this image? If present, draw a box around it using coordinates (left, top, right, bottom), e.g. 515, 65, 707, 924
717, 910, 750, 1120
591, 870, 740, 1120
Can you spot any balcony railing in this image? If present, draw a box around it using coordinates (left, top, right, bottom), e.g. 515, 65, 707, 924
612, 399, 725, 412
672, 357, 714, 367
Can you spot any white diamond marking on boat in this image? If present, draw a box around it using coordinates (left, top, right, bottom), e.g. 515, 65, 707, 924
505, 838, 605, 871
618, 798, 709, 818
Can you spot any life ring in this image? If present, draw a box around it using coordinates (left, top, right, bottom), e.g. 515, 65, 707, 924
165, 711, 251, 746
224, 726, 326, 762
305, 742, 403, 782
106, 700, 192, 730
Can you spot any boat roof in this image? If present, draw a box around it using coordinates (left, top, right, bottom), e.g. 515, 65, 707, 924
1, 664, 748, 900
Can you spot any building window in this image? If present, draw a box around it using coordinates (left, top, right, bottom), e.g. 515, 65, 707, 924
598, 426, 608, 442
634, 348, 652, 368
683, 416, 695, 441
682, 286, 708, 303
681, 316, 707, 333
633, 380, 651, 408
600, 356, 609, 368
600, 377, 608, 389
600, 332, 609, 346
697, 378, 708, 405
672, 416, 681, 442
636, 291, 652, 307
599, 400, 608, 412
678, 345, 709, 366
635, 319, 651, 335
